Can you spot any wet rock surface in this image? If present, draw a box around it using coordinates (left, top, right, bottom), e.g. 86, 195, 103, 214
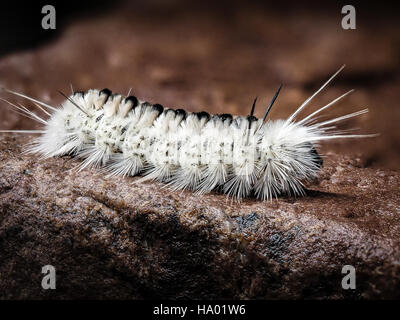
1, 135, 400, 299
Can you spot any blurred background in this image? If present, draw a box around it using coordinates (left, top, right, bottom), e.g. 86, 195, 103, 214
0, 0, 399, 169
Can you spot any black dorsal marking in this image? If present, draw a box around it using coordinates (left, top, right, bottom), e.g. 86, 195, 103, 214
152, 103, 164, 115
99, 88, 111, 97
99, 88, 112, 103
247, 115, 258, 124
175, 109, 187, 120
195, 111, 210, 121
125, 95, 139, 109
219, 113, 233, 122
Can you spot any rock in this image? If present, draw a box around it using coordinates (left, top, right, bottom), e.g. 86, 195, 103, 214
1, 0, 399, 299
0, 1, 399, 170
0, 134, 400, 299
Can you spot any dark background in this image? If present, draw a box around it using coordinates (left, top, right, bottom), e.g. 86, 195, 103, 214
1, 0, 399, 169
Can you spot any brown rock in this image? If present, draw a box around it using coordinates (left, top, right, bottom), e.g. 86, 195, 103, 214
0, 134, 399, 299
1, 0, 400, 300
0, 1, 399, 170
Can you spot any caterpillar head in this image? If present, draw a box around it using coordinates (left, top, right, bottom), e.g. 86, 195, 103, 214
30, 103, 85, 157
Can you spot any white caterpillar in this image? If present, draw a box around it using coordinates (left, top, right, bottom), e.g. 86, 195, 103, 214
0, 66, 376, 200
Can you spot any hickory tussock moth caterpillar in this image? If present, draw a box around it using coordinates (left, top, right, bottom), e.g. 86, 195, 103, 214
0, 65, 376, 200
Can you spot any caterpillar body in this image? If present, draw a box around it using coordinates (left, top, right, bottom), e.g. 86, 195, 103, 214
0, 66, 375, 200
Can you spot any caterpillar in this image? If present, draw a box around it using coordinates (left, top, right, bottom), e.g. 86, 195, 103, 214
0, 66, 376, 200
